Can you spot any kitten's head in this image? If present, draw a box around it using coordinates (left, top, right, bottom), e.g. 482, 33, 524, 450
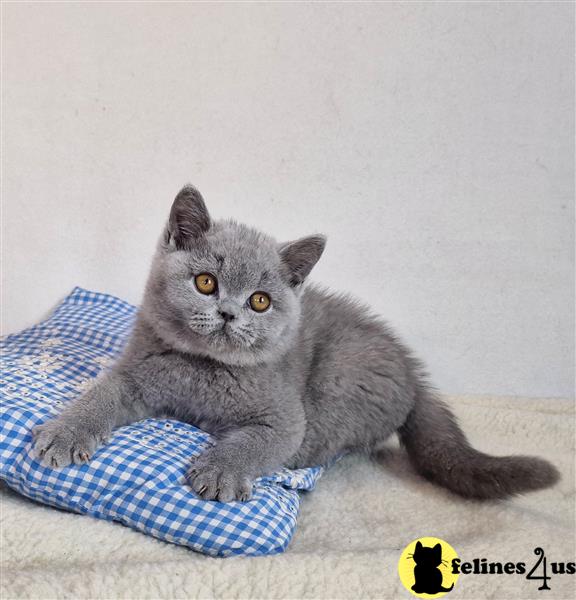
413, 542, 443, 567
141, 185, 326, 365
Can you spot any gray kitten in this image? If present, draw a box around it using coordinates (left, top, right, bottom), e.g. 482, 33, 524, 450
33, 186, 559, 502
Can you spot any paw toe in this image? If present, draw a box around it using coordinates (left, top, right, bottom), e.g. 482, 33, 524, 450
190, 471, 219, 500
187, 462, 253, 502
72, 449, 91, 465
31, 421, 98, 468
217, 476, 253, 503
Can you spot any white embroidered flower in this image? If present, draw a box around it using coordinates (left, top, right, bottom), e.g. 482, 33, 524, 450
40, 339, 62, 348
94, 356, 112, 367
13, 352, 64, 381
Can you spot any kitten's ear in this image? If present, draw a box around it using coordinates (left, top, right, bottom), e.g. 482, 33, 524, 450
165, 185, 211, 249
278, 234, 326, 286
433, 544, 442, 554
415, 541, 423, 551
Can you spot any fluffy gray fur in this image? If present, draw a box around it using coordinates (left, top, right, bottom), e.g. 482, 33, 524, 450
33, 185, 559, 502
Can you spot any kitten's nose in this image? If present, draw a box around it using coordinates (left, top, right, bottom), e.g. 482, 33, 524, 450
219, 310, 236, 323
218, 300, 239, 323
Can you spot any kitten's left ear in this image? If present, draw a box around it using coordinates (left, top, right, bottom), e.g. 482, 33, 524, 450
433, 544, 442, 554
278, 234, 326, 286
166, 185, 211, 249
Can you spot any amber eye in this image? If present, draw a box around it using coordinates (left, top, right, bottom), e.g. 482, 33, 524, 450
195, 273, 217, 295
249, 292, 271, 312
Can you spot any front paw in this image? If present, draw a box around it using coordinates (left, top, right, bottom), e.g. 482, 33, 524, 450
32, 419, 102, 468
187, 459, 253, 502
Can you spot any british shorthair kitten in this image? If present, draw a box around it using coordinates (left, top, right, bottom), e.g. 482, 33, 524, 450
33, 186, 559, 502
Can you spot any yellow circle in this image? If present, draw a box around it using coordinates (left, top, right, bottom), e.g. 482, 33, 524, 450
398, 537, 460, 598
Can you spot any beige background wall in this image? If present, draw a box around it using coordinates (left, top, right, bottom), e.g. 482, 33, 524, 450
2, 2, 574, 397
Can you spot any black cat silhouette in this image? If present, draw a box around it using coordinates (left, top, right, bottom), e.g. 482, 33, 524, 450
411, 541, 454, 594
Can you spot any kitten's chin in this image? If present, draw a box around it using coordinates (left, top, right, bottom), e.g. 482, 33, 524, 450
192, 330, 297, 367
200, 328, 297, 366
208, 327, 255, 350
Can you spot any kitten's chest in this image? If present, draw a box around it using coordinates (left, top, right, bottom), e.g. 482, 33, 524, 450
135, 353, 262, 430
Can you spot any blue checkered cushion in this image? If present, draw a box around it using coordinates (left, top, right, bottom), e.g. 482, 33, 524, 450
0, 287, 323, 556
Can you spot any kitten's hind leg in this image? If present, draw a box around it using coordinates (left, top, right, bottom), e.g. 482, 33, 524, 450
32, 371, 148, 467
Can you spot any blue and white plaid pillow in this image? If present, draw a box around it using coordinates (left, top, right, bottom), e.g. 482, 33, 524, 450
0, 288, 323, 556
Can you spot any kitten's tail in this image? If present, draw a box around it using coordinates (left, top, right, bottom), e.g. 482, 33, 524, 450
397, 388, 560, 499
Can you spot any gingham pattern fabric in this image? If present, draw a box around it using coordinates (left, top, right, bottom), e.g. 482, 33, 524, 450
0, 287, 323, 557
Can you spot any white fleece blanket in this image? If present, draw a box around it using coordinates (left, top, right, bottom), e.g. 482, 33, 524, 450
1, 395, 574, 600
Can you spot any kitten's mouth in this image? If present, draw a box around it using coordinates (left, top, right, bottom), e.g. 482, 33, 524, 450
213, 323, 255, 348
186, 316, 255, 349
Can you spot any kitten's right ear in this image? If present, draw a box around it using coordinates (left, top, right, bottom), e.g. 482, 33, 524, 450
415, 541, 423, 551
165, 185, 211, 249
278, 234, 326, 287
